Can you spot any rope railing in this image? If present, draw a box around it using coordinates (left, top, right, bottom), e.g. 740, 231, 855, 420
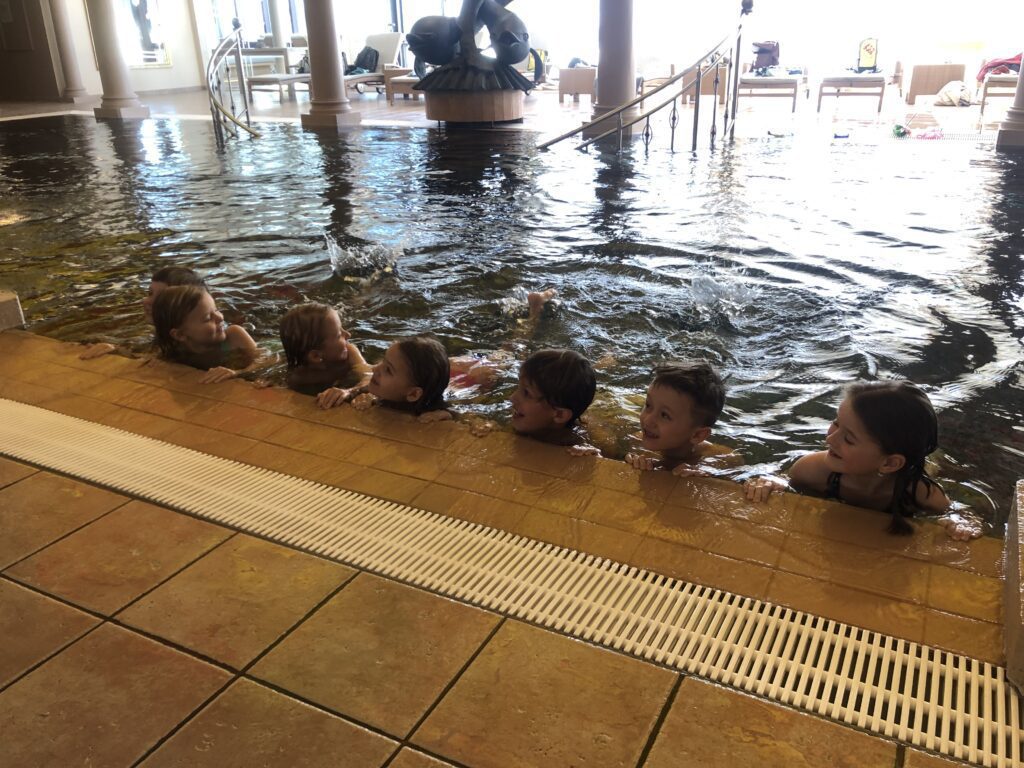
206, 29, 259, 147
538, 0, 752, 153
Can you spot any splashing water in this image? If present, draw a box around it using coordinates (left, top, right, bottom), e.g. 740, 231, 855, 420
326, 233, 400, 282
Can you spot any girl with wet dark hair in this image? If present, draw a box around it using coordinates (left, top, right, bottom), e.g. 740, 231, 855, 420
745, 381, 981, 540
346, 335, 453, 421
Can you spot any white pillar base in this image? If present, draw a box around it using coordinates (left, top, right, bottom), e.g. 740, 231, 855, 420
62, 92, 94, 104
94, 104, 151, 120
583, 104, 637, 138
997, 106, 1024, 149
301, 110, 363, 130
0, 290, 26, 331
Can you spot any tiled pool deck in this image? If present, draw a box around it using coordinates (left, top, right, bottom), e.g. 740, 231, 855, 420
0, 329, 1005, 767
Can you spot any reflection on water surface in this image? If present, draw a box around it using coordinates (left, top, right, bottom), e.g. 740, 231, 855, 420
0, 116, 1021, 531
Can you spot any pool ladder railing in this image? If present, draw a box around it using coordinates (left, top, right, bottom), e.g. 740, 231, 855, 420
538, 0, 752, 154
206, 29, 260, 147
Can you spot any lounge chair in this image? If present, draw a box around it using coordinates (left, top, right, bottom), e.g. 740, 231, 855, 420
344, 32, 403, 95
980, 73, 1018, 116
905, 63, 965, 105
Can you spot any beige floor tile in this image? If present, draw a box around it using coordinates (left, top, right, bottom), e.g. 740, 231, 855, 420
531, 476, 596, 517
0, 456, 35, 490
767, 571, 927, 642
389, 748, 456, 768
580, 486, 660, 536
335, 465, 429, 504
778, 532, 930, 604
119, 385, 207, 422
185, 400, 294, 441
6, 501, 231, 615
585, 459, 679, 502
413, 620, 676, 768
251, 573, 499, 736
140, 678, 396, 768
234, 441, 353, 482
630, 538, 775, 600
669, 477, 794, 528
510, 510, 645, 564
922, 610, 1004, 665
650, 505, 785, 568
499, 435, 580, 477
927, 565, 1003, 624
0, 579, 99, 687
0, 377, 60, 405
120, 534, 353, 669
0, 472, 127, 569
80, 376, 153, 405
0, 623, 230, 766
41, 393, 123, 422
161, 422, 260, 461
644, 678, 896, 768
440, 454, 551, 507
787, 496, 1004, 579
265, 419, 370, 460
92, 407, 183, 439
904, 748, 969, 767
412, 484, 531, 531
351, 437, 455, 482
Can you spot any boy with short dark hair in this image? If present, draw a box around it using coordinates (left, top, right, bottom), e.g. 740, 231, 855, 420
508, 348, 597, 449
627, 361, 731, 475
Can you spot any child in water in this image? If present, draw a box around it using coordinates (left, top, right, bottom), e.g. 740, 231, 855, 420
80, 266, 206, 359
279, 303, 372, 398
333, 335, 452, 422
151, 285, 260, 383
625, 362, 734, 475
508, 348, 598, 451
744, 381, 982, 540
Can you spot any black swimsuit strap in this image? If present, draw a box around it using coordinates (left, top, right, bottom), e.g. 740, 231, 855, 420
825, 471, 842, 500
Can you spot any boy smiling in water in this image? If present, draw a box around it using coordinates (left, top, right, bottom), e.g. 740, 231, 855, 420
626, 362, 731, 474
508, 349, 598, 450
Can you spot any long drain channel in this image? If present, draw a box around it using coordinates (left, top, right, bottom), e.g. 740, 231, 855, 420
1, 398, 1020, 767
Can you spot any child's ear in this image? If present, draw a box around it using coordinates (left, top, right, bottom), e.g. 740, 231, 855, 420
169, 327, 185, 342
879, 454, 907, 474
692, 426, 711, 445
306, 349, 324, 366
405, 386, 424, 404
552, 406, 573, 427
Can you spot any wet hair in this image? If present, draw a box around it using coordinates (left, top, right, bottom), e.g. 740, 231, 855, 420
846, 381, 941, 535
652, 362, 726, 427
393, 336, 450, 415
279, 303, 333, 369
520, 349, 596, 425
151, 266, 206, 290
152, 285, 208, 359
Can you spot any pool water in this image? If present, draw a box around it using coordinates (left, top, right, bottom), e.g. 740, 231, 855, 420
1, 115, 1021, 531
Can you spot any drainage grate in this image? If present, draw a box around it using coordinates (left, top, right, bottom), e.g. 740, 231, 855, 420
1, 397, 1020, 767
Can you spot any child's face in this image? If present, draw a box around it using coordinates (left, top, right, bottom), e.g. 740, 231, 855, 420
509, 375, 565, 434
316, 309, 351, 365
639, 383, 709, 456
369, 343, 420, 404
142, 280, 169, 324
824, 398, 891, 475
170, 291, 225, 349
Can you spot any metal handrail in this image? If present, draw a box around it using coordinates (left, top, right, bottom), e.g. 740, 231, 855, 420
206, 29, 259, 146
538, 0, 752, 152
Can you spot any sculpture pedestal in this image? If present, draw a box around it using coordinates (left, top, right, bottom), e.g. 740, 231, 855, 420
424, 90, 524, 123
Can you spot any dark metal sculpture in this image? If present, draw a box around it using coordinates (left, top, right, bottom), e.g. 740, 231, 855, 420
407, 0, 533, 92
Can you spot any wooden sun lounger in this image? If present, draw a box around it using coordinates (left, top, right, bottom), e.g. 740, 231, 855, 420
980, 74, 1018, 116
817, 74, 885, 112
247, 73, 310, 102
738, 75, 800, 111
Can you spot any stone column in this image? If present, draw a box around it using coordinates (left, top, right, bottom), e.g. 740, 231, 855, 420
85, 0, 150, 119
997, 68, 1024, 150
300, 0, 360, 130
587, 0, 636, 136
48, 0, 91, 103
268, 0, 287, 48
